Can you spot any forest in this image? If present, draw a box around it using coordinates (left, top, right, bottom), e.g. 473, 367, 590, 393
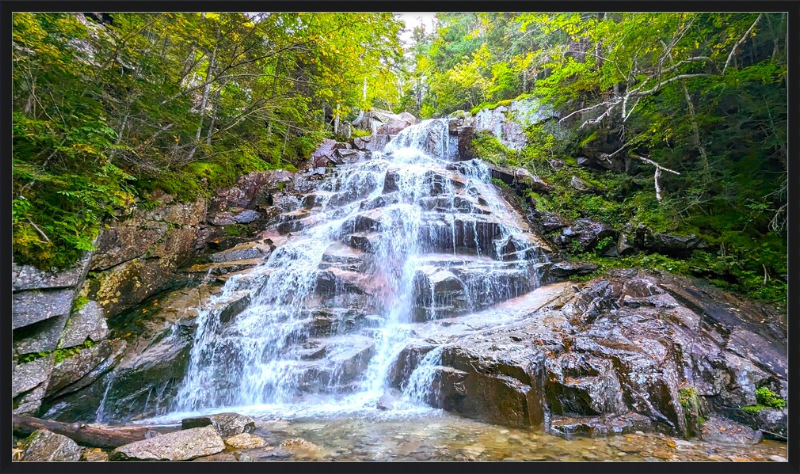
12, 12, 787, 301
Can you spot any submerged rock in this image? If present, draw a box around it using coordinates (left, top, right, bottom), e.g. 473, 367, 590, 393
181, 412, 256, 437
700, 418, 762, 446
111, 426, 225, 461
224, 433, 266, 450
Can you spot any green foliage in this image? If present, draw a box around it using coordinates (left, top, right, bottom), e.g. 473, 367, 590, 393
13, 12, 403, 269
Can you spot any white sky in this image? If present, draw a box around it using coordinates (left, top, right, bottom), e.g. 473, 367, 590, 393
394, 12, 437, 47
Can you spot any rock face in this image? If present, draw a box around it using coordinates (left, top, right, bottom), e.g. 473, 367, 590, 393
390, 270, 788, 439
20, 429, 82, 462
13, 356, 55, 415
110, 426, 225, 461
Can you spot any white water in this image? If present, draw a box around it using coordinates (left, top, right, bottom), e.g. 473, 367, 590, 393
154, 119, 548, 422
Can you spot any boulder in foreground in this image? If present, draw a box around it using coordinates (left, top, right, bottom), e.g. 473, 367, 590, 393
110, 426, 224, 461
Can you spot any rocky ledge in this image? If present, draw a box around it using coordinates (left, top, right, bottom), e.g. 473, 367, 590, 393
390, 269, 787, 442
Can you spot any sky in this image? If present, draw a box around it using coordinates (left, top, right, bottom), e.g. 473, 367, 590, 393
394, 12, 437, 47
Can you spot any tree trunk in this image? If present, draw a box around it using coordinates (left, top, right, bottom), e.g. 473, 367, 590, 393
12, 414, 155, 449
187, 15, 220, 161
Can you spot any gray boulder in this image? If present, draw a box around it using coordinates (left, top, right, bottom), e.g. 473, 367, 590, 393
20, 429, 82, 462
111, 426, 225, 461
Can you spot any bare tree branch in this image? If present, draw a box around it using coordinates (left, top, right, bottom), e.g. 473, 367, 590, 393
723, 13, 762, 73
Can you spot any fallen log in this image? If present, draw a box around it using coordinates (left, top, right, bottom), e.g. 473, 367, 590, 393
12, 414, 158, 449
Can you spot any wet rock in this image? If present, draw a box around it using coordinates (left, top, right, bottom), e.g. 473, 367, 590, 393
457, 126, 478, 160
548, 413, 653, 439
80, 447, 109, 462
486, 163, 554, 193
700, 417, 762, 446
310, 138, 343, 167
638, 229, 709, 257
58, 301, 109, 349
12, 289, 74, 330
13, 252, 93, 291
186, 259, 263, 276
617, 230, 636, 256
353, 134, 391, 152
20, 429, 82, 462
377, 116, 415, 135
192, 452, 239, 462
731, 407, 787, 440
211, 292, 251, 324
224, 433, 266, 450
40, 339, 127, 413
539, 212, 569, 233
111, 426, 225, 461
181, 412, 256, 437
99, 323, 195, 422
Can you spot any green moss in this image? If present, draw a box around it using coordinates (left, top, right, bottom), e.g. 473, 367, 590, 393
755, 386, 786, 409
471, 131, 518, 165
17, 352, 49, 364
71, 294, 89, 313
53, 338, 96, 364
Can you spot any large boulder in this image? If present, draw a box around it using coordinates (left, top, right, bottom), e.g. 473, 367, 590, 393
353, 134, 391, 152
19, 429, 82, 462
110, 426, 225, 461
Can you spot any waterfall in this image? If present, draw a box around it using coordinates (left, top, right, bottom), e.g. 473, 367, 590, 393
169, 118, 548, 418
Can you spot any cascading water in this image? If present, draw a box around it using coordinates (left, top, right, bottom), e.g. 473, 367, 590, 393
166, 118, 549, 420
